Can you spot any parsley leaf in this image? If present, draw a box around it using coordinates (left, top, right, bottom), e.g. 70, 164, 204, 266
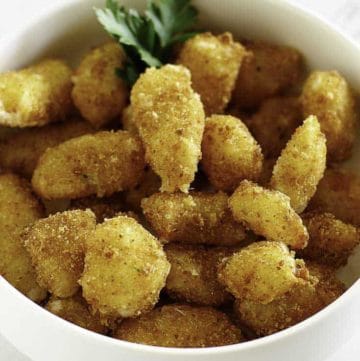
95, 0, 199, 86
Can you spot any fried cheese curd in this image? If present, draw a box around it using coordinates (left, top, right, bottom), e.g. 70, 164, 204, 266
234, 262, 345, 336
300, 212, 360, 268
232, 41, 303, 109
115, 304, 242, 347
131, 65, 205, 192
218, 241, 308, 304
229, 180, 309, 249
301, 70, 357, 162
80, 216, 170, 323
165, 244, 233, 306
309, 168, 360, 226
32, 130, 145, 199
121, 105, 138, 135
0, 174, 46, 302
142, 191, 246, 246
177, 32, 246, 115
0, 119, 93, 178
0, 59, 73, 127
249, 96, 302, 158
201, 114, 263, 192
270, 115, 327, 213
72, 43, 128, 128
23, 209, 96, 298
45, 294, 107, 334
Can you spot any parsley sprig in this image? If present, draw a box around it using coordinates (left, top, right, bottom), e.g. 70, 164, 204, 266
95, 0, 199, 86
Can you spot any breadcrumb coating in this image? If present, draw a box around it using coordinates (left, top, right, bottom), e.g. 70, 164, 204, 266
229, 180, 309, 249
232, 41, 303, 109
45, 294, 107, 333
270, 115, 327, 213
218, 241, 308, 304
0, 119, 94, 178
23, 209, 96, 297
309, 168, 360, 226
0, 59, 73, 127
115, 304, 242, 347
121, 105, 138, 135
201, 114, 263, 192
177, 32, 246, 115
32, 130, 145, 199
235, 262, 344, 336
249, 96, 302, 158
300, 212, 360, 268
165, 244, 233, 306
80, 216, 170, 323
301, 70, 357, 162
0, 174, 46, 302
72, 43, 128, 128
142, 191, 246, 246
131, 65, 205, 192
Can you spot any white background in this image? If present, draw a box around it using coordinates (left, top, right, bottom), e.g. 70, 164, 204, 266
0, 0, 359, 360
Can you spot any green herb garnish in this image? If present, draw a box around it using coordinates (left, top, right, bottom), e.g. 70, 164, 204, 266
95, 0, 199, 86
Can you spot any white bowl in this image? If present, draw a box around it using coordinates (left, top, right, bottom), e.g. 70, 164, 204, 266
0, 0, 359, 360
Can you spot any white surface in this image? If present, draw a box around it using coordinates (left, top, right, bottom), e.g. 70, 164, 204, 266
0, 0, 359, 360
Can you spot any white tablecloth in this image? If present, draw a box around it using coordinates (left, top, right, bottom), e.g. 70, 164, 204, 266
0, 0, 359, 360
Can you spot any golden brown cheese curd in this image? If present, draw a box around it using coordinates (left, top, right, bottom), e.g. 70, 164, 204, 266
32, 130, 145, 199
0, 174, 46, 302
270, 115, 327, 213
300, 212, 360, 268
229, 180, 309, 249
165, 244, 233, 306
72, 43, 128, 128
0, 59, 73, 127
235, 262, 344, 336
45, 294, 107, 334
121, 105, 138, 135
142, 191, 246, 246
232, 41, 303, 109
115, 304, 242, 347
249, 96, 302, 158
80, 216, 170, 323
309, 168, 360, 226
131, 64, 205, 193
301, 70, 357, 162
218, 241, 307, 304
177, 32, 246, 115
23, 209, 96, 298
201, 114, 263, 192
0, 119, 93, 178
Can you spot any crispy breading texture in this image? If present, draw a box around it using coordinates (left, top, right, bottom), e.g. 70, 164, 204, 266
0, 59, 73, 127
235, 262, 345, 336
300, 212, 360, 268
165, 244, 233, 306
0, 119, 93, 178
72, 43, 128, 128
131, 64, 205, 193
229, 180, 309, 249
301, 70, 357, 162
270, 115, 327, 213
23, 209, 96, 297
32, 130, 145, 199
115, 304, 242, 347
201, 114, 263, 192
309, 168, 360, 226
142, 191, 246, 246
177, 32, 246, 115
45, 294, 107, 333
232, 41, 303, 109
121, 105, 138, 135
0, 174, 46, 302
249, 96, 302, 158
258, 157, 276, 187
80, 216, 170, 323
218, 241, 307, 304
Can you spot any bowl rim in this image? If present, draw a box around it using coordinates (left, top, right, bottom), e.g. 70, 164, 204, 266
1, 0, 360, 356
